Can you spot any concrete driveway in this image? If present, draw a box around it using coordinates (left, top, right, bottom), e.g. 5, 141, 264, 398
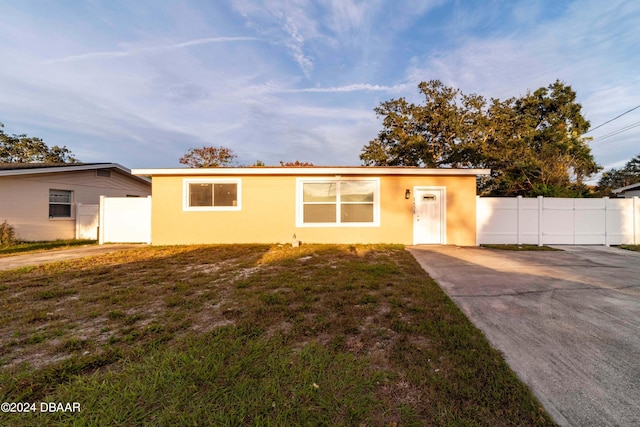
408, 245, 640, 427
0, 244, 145, 271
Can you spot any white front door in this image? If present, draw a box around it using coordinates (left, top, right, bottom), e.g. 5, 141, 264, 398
413, 188, 445, 244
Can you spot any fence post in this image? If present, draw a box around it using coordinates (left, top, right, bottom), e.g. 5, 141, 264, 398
476, 195, 480, 246
572, 199, 576, 245
98, 196, 105, 245
634, 197, 638, 245
604, 197, 609, 247
538, 196, 543, 246
146, 195, 152, 244
516, 196, 522, 246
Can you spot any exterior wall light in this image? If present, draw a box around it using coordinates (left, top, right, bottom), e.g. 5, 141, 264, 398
405, 189, 411, 199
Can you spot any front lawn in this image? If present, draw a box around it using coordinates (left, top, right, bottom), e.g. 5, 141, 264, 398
0, 244, 556, 426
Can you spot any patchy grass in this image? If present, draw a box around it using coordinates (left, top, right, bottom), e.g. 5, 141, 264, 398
619, 244, 640, 252
481, 244, 562, 251
0, 244, 556, 426
0, 240, 97, 257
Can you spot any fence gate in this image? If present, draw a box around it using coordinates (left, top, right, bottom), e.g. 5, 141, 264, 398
76, 204, 99, 240
99, 196, 151, 244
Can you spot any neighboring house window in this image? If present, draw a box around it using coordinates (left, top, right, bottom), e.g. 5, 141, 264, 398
183, 179, 241, 211
49, 189, 73, 218
297, 178, 379, 226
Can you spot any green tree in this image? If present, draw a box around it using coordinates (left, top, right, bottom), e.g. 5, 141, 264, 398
596, 153, 640, 196
179, 146, 237, 167
466, 82, 599, 196
361, 80, 460, 167
0, 123, 79, 163
361, 80, 600, 196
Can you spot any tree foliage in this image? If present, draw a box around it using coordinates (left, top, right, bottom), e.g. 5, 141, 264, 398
279, 160, 314, 166
179, 146, 237, 168
596, 153, 640, 196
0, 123, 79, 164
361, 80, 600, 196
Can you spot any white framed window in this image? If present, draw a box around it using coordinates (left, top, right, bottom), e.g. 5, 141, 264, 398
183, 178, 241, 211
49, 189, 73, 218
296, 178, 380, 227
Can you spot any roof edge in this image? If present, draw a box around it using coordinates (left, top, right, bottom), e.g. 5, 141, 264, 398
132, 167, 491, 177
0, 163, 151, 184
612, 181, 640, 193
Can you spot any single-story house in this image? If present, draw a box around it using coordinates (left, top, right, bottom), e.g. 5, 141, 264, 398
0, 163, 151, 241
612, 182, 640, 198
132, 166, 490, 246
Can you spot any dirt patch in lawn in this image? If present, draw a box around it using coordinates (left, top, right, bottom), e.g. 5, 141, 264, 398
0, 245, 268, 370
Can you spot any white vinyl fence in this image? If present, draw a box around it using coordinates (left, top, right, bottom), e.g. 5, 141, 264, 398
99, 196, 151, 244
477, 196, 640, 246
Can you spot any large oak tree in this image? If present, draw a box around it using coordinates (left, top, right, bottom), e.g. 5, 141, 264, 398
361, 80, 600, 196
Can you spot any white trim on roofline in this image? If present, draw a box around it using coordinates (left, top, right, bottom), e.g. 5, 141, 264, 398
0, 163, 151, 183
612, 181, 640, 194
132, 167, 491, 177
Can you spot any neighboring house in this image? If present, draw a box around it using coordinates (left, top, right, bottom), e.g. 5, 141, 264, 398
132, 166, 490, 246
612, 182, 640, 198
0, 163, 151, 241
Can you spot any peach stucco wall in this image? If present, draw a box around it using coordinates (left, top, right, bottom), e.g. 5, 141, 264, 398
150, 174, 478, 246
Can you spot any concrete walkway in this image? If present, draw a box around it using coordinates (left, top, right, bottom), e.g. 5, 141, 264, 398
0, 244, 145, 271
408, 245, 640, 427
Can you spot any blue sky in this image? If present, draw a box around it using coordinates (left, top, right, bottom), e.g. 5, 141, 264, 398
0, 0, 638, 178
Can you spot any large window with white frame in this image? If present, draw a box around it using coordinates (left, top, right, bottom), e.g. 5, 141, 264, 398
297, 178, 379, 226
183, 178, 241, 211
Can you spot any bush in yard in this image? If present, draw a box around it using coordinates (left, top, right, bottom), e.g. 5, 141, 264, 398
0, 220, 17, 246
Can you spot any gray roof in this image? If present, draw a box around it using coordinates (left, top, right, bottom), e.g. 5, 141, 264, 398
0, 162, 109, 170
612, 181, 640, 194
0, 162, 150, 184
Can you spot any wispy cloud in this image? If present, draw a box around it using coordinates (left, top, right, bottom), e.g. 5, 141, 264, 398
47, 36, 260, 63
278, 13, 314, 77
282, 83, 411, 93
326, 0, 370, 34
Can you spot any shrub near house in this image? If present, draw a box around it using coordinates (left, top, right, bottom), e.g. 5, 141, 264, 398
0, 220, 16, 246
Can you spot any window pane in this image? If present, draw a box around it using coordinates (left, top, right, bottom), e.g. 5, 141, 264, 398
49, 204, 71, 218
49, 190, 72, 203
340, 181, 374, 202
303, 183, 336, 202
341, 204, 374, 222
214, 183, 237, 207
304, 204, 336, 223
189, 183, 212, 206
